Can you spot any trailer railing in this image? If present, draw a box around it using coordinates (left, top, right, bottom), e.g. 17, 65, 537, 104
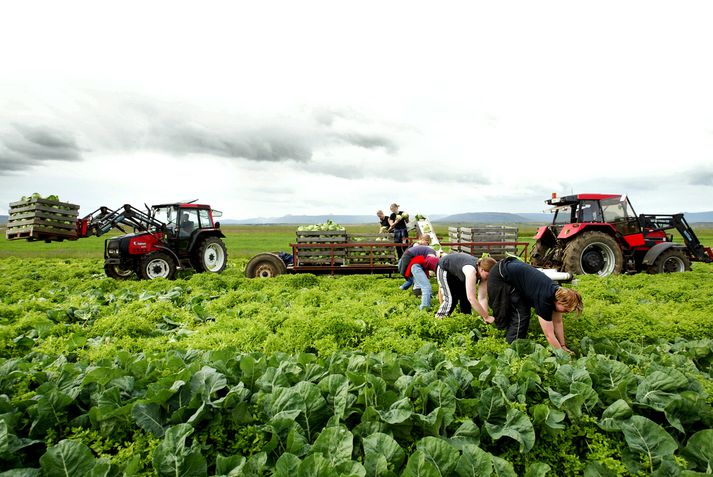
289, 240, 530, 274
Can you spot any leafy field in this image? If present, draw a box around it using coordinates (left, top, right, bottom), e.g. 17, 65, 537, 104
1, 226, 713, 476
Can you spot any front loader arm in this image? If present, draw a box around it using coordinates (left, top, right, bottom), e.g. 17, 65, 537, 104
77, 204, 166, 237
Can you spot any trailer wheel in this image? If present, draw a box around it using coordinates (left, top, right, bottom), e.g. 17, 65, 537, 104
193, 237, 228, 273
648, 248, 690, 274
139, 252, 176, 280
245, 253, 286, 278
104, 263, 134, 280
562, 231, 623, 277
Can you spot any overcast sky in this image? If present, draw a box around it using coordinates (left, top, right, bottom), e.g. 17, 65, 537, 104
1, 1, 712, 219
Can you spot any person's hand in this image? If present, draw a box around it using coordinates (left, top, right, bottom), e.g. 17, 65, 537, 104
561, 345, 574, 355
483, 315, 495, 324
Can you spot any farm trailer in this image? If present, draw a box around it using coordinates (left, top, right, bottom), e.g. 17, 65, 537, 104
245, 226, 531, 278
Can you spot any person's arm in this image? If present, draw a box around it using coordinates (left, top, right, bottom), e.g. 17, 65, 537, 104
464, 266, 494, 322
537, 316, 562, 349
538, 311, 571, 352
478, 279, 491, 322
551, 311, 571, 352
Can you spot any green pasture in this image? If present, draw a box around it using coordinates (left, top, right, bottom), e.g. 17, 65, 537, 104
2, 224, 540, 259
2, 223, 710, 261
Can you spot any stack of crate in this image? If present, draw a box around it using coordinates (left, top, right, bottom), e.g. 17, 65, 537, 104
294, 230, 348, 266
6, 197, 80, 242
447, 227, 461, 251
448, 225, 519, 258
345, 233, 397, 265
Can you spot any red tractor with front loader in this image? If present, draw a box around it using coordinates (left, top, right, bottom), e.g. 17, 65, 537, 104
530, 193, 713, 277
6, 197, 227, 280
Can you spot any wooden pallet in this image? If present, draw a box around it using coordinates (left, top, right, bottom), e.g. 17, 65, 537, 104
447, 225, 519, 258
294, 230, 348, 265
6, 197, 80, 241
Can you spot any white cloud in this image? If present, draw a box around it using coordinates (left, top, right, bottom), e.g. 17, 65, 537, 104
1, 1, 713, 218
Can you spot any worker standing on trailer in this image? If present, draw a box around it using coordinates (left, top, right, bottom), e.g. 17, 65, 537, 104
376, 210, 390, 233
388, 203, 409, 258
435, 253, 496, 322
487, 257, 583, 351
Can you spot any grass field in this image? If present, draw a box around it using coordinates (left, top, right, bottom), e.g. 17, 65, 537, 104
2, 222, 711, 263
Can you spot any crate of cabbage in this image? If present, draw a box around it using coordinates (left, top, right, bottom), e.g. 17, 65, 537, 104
6, 194, 80, 242
245, 220, 400, 277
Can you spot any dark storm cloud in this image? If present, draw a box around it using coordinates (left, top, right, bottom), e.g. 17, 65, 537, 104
333, 132, 398, 153
0, 96, 401, 175
302, 160, 489, 185
149, 122, 315, 162
0, 124, 82, 174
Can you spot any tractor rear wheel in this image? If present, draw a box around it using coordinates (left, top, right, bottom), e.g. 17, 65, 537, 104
245, 253, 287, 278
138, 252, 176, 280
104, 263, 134, 280
648, 248, 691, 274
530, 240, 551, 268
562, 231, 623, 276
193, 237, 228, 273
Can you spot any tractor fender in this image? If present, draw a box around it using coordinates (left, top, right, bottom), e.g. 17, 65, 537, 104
556, 223, 610, 240
642, 242, 685, 266
533, 226, 549, 240
189, 229, 226, 251
153, 245, 181, 266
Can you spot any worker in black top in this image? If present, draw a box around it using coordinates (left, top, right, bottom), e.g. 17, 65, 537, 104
376, 210, 390, 233
435, 252, 496, 322
388, 203, 408, 258
487, 257, 583, 351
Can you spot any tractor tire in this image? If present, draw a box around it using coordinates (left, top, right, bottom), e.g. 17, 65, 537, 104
530, 240, 551, 268
562, 231, 623, 277
245, 253, 287, 278
192, 237, 228, 273
648, 248, 691, 274
104, 262, 134, 280
138, 252, 176, 280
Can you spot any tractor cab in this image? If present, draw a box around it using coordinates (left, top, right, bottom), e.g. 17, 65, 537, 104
547, 194, 642, 238
152, 203, 220, 239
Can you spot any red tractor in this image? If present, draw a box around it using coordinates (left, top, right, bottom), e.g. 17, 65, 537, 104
531, 193, 713, 276
78, 201, 228, 280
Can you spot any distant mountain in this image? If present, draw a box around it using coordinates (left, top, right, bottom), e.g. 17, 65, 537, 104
684, 211, 713, 223
2, 210, 711, 227
433, 212, 551, 224
224, 214, 377, 225
217, 210, 713, 226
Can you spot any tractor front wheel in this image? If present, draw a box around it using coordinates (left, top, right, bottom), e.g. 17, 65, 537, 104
245, 253, 287, 278
139, 252, 176, 280
562, 231, 623, 277
193, 237, 228, 273
648, 248, 691, 274
104, 263, 134, 280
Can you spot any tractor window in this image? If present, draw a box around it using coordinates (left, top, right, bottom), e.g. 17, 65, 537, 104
601, 197, 630, 222
179, 209, 199, 237
198, 209, 212, 228
601, 196, 641, 235
553, 205, 575, 225
578, 201, 600, 222
154, 206, 178, 234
